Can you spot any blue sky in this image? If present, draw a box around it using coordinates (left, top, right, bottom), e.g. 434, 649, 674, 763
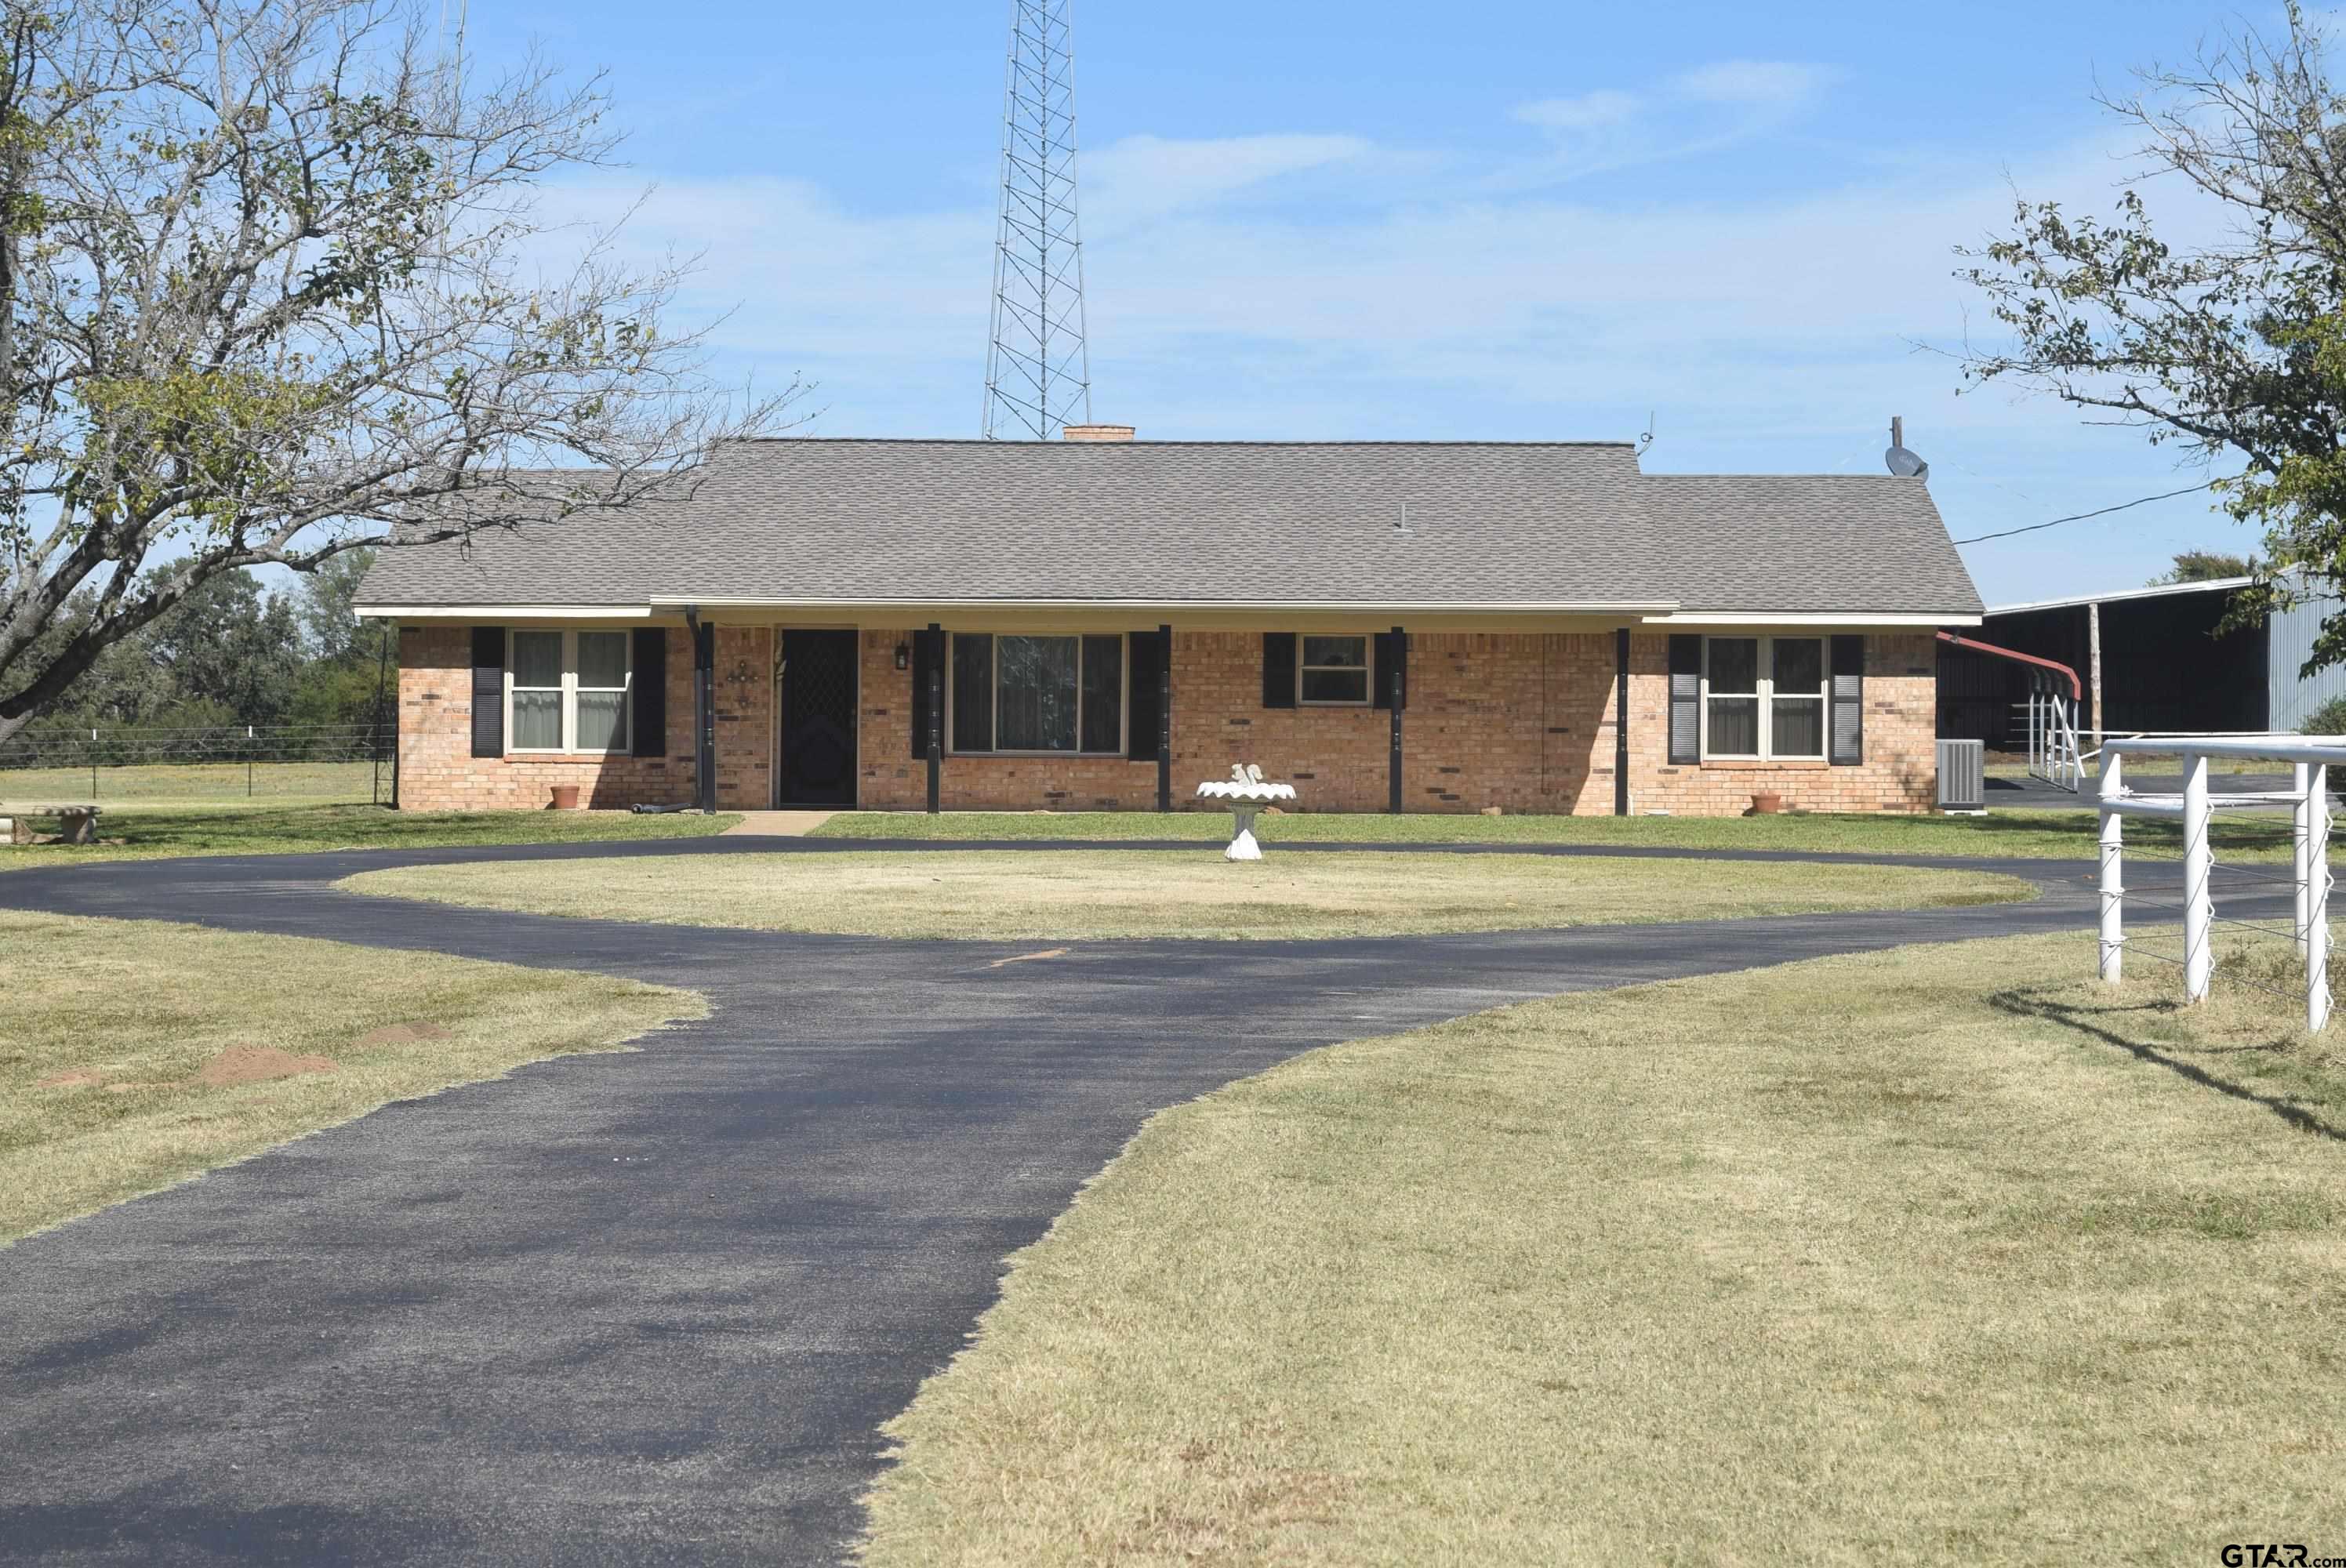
460, 0, 2274, 604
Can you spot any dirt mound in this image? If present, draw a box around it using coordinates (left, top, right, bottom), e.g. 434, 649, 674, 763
194, 1044, 337, 1087
355, 1022, 455, 1049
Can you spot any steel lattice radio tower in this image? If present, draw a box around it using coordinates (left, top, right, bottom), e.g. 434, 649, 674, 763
982, 0, 1092, 440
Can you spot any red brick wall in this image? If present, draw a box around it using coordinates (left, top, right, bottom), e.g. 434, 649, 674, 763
855, 628, 1938, 815
711, 625, 774, 810
395, 625, 699, 811
1622, 632, 1940, 815
400, 623, 1940, 816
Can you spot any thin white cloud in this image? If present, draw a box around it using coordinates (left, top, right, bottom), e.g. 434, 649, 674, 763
1512, 89, 1641, 132
1084, 132, 1372, 227
1668, 60, 1842, 112
1498, 57, 1842, 188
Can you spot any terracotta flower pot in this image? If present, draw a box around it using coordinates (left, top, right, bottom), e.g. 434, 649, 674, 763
549, 783, 582, 811
1749, 790, 1784, 815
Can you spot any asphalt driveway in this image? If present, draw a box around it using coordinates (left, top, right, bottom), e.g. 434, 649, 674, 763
0, 838, 2132, 1566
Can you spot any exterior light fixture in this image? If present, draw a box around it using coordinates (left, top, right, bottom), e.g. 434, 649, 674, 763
894, 642, 910, 671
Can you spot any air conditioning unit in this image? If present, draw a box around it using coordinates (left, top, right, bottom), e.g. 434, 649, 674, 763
1937, 738, 1985, 814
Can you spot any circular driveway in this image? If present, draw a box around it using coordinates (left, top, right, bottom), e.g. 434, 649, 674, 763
0, 837, 2138, 1566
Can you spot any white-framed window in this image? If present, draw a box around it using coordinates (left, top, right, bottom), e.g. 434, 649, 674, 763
947, 633, 1125, 754
507, 629, 631, 753
1702, 636, 1825, 760
1300, 634, 1371, 705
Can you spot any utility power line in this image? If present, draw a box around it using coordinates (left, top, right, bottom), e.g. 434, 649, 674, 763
1952, 480, 2224, 545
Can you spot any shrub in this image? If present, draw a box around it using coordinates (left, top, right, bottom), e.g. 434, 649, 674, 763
2303, 696, 2346, 735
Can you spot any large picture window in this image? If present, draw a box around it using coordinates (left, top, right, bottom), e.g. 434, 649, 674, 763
507, 629, 631, 753
1702, 636, 1824, 760
949, 633, 1124, 753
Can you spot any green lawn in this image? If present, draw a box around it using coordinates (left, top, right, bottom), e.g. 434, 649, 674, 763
1, 758, 383, 807
0, 803, 740, 871
860, 926, 2346, 1566
1987, 754, 2276, 779
0, 911, 700, 1243
337, 849, 2032, 941
815, 807, 2315, 862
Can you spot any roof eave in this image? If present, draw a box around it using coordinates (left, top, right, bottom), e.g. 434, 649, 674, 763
641, 595, 1686, 614
353, 602, 653, 620
1638, 611, 1982, 628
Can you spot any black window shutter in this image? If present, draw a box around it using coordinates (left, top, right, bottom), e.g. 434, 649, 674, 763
1830, 634, 1865, 765
951, 633, 994, 753
910, 629, 938, 758
1126, 630, 1166, 760
1262, 633, 1298, 709
1667, 634, 1701, 766
470, 626, 504, 758
1373, 631, 1401, 710
1080, 635, 1124, 753
630, 627, 666, 757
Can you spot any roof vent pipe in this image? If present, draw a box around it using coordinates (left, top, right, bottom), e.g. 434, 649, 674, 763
1062, 423, 1135, 442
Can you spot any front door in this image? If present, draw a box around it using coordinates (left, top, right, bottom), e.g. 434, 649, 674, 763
779, 630, 859, 806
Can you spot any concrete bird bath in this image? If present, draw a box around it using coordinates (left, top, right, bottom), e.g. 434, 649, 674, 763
1196, 763, 1297, 861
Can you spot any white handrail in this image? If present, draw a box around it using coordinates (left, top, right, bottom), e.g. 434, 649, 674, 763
2105, 735, 2346, 764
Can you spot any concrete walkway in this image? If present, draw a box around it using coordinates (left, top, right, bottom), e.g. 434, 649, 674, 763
0, 839, 2220, 1566
720, 809, 837, 836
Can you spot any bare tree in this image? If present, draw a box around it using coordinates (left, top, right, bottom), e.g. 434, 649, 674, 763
0, 0, 801, 742
1959, 3, 2346, 670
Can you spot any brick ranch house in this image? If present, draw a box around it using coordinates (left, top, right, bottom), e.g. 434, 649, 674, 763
354, 430, 1985, 817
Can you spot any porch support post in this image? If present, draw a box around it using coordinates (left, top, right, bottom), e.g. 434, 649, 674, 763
925, 622, 942, 815
1614, 626, 1631, 816
1388, 625, 1406, 815
688, 607, 716, 814
2087, 598, 2104, 750
1157, 622, 1172, 813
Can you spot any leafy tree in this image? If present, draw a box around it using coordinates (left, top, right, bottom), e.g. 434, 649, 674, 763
295, 550, 380, 666
288, 656, 386, 728
2149, 550, 2255, 586
1958, 2, 2346, 671
0, 0, 801, 746
145, 571, 303, 726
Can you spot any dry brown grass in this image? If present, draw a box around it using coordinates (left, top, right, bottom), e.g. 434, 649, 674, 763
0, 912, 699, 1243
336, 849, 2032, 940
859, 927, 2346, 1566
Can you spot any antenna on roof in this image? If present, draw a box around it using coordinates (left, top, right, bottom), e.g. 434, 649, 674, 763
1885, 415, 1929, 480
1636, 412, 1656, 456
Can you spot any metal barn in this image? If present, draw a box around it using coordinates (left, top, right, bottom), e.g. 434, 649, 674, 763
1937, 575, 2345, 748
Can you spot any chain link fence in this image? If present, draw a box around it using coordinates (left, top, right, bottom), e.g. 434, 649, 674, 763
0, 721, 398, 806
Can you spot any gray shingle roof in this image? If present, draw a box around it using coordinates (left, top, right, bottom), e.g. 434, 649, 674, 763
355, 439, 1981, 616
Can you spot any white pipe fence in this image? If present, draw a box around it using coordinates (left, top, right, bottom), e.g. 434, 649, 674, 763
2096, 737, 2341, 1033
2016, 691, 2085, 791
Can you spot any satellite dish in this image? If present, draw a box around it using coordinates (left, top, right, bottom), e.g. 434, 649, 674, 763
1884, 415, 1928, 479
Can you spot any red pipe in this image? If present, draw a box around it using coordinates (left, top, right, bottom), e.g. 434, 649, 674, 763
1936, 630, 2083, 703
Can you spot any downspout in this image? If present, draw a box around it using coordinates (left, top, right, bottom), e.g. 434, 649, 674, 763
1935, 630, 2083, 703
686, 605, 716, 813
373, 619, 397, 809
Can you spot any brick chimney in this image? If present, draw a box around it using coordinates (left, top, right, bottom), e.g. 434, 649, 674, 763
1062, 423, 1136, 442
